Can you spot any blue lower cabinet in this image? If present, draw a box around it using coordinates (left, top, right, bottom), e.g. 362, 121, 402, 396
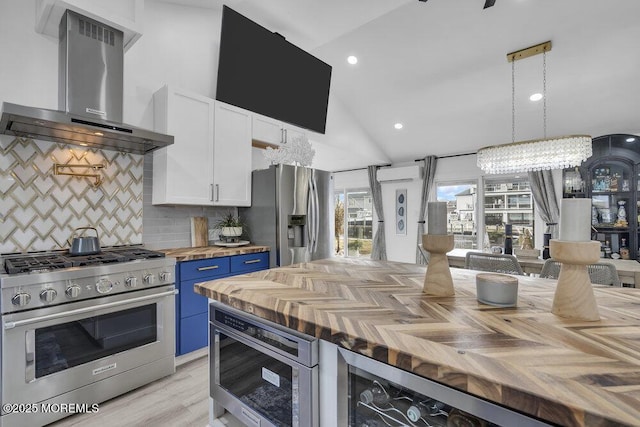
175, 251, 269, 356
179, 312, 208, 354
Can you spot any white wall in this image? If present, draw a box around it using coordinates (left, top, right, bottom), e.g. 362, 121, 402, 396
310, 97, 390, 172
380, 172, 422, 263
0, 1, 58, 109
124, 1, 222, 128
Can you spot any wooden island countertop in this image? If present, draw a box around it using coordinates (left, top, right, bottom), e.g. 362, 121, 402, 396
194, 257, 640, 427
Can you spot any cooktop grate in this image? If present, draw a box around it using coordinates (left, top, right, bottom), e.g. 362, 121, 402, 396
4, 255, 74, 275
3, 248, 166, 274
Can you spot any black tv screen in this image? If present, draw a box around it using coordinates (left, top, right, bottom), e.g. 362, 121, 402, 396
216, 6, 332, 134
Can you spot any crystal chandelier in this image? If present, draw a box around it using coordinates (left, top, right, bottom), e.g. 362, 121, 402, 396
477, 41, 592, 174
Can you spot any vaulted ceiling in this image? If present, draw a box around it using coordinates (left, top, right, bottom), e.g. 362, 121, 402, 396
158, 0, 640, 163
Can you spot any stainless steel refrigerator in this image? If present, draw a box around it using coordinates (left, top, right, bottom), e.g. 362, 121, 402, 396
240, 164, 333, 268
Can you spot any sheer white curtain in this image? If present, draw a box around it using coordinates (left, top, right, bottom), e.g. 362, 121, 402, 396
368, 165, 387, 261
416, 156, 438, 264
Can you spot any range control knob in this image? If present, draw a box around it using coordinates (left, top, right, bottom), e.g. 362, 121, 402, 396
40, 289, 58, 303
144, 274, 155, 285
125, 276, 138, 288
160, 271, 172, 282
12, 292, 31, 307
66, 285, 82, 298
96, 278, 113, 294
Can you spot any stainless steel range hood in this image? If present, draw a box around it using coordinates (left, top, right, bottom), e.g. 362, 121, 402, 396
0, 10, 173, 154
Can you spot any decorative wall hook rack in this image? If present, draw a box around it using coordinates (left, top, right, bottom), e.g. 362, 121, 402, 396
54, 163, 105, 187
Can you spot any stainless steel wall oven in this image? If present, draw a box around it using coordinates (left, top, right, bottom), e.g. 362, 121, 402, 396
210, 302, 318, 427
0, 248, 176, 426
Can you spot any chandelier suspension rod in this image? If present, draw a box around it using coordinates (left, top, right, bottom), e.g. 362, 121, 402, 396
543, 50, 547, 139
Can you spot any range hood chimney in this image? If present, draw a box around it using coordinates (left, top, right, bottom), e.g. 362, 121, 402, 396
0, 10, 173, 154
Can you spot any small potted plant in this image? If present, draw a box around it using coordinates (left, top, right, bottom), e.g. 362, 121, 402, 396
214, 212, 245, 241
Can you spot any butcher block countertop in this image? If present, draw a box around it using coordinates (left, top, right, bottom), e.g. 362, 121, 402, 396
157, 245, 269, 262
194, 257, 640, 427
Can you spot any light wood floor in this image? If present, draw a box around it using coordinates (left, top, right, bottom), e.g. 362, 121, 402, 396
49, 349, 210, 427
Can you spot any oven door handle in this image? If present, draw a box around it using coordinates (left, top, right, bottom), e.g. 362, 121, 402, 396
25, 329, 35, 383
4, 289, 178, 330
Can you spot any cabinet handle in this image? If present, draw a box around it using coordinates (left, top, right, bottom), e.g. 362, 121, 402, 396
215, 184, 220, 202
210, 184, 214, 201
244, 259, 261, 264
280, 128, 284, 144
283, 128, 288, 144
198, 265, 220, 271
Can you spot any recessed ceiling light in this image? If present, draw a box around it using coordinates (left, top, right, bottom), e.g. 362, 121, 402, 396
626, 137, 636, 142
347, 55, 358, 65
529, 93, 543, 101
394, 123, 403, 130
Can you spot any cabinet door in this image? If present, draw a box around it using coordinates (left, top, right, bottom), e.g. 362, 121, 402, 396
153, 85, 215, 205
252, 113, 283, 145
179, 312, 208, 354
283, 124, 307, 144
213, 102, 252, 206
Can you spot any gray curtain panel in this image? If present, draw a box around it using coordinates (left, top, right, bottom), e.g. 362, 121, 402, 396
416, 156, 438, 264
527, 170, 560, 238
368, 165, 387, 261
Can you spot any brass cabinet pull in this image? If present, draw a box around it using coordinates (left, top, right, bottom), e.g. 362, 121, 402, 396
198, 265, 220, 271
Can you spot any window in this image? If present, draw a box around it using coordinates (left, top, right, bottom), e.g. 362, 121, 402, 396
334, 189, 372, 258
483, 176, 534, 248
436, 182, 478, 249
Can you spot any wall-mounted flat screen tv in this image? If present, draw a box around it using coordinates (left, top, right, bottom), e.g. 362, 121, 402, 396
216, 6, 332, 134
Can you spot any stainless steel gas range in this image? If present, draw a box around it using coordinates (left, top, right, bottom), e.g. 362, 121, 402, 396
0, 247, 176, 427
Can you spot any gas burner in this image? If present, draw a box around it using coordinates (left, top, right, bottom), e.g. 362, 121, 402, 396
107, 247, 166, 261
4, 255, 73, 275
68, 252, 129, 267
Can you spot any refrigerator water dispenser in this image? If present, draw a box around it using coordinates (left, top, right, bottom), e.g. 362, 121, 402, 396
288, 215, 307, 248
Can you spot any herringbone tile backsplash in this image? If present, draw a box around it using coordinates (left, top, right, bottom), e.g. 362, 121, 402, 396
0, 137, 143, 253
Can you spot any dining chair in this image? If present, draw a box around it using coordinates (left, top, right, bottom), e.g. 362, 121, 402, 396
464, 252, 524, 275
539, 259, 622, 287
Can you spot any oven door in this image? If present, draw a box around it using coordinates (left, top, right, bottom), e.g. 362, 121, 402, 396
211, 326, 318, 427
1, 285, 176, 406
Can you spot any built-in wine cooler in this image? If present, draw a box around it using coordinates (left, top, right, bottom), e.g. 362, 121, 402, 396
338, 348, 551, 427
351, 372, 467, 426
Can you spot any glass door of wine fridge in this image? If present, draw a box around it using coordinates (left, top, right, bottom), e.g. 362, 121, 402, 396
338, 348, 551, 427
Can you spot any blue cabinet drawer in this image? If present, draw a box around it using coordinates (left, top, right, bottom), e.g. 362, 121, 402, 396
179, 257, 230, 281
179, 312, 208, 354
230, 252, 269, 274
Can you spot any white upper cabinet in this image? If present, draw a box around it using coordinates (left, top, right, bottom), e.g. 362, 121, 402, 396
252, 114, 284, 146
212, 102, 252, 207
251, 112, 308, 146
153, 85, 215, 206
152, 87, 253, 207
